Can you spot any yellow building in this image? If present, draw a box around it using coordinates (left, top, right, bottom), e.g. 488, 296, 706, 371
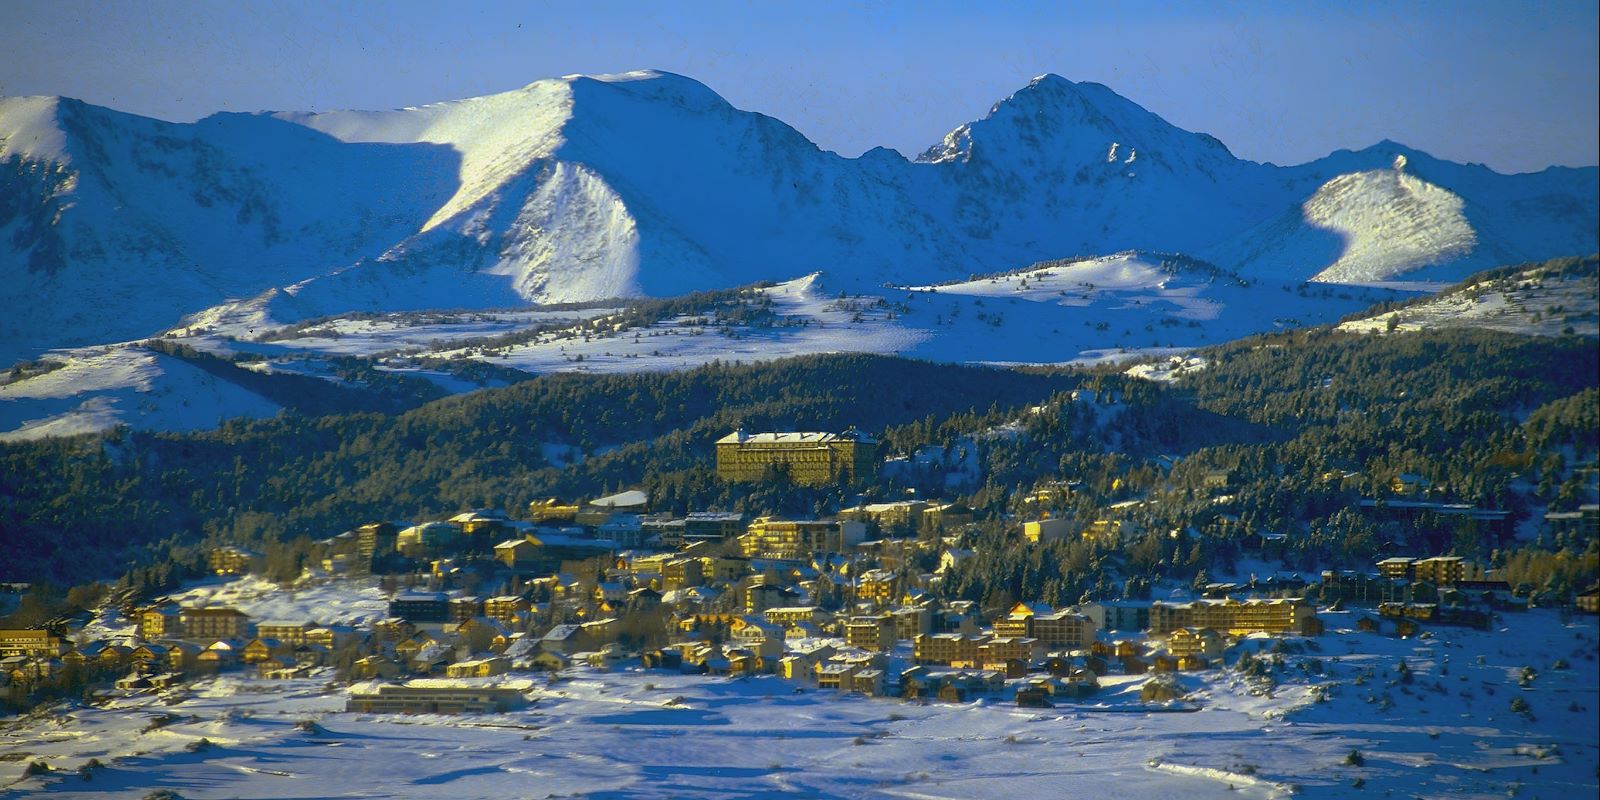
839, 501, 928, 535
528, 498, 580, 523
257, 621, 314, 646
844, 615, 895, 651
1150, 598, 1314, 636
663, 558, 705, 591
913, 633, 990, 665
1022, 518, 1071, 544
715, 429, 878, 485
1166, 627, 1223, 659
855, 569, 899, 606
739, 517, 866, 559
0, 629, 65, 658
207, 546, 257, 576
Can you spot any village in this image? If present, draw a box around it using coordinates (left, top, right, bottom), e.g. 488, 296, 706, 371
5, 428, 1595, 718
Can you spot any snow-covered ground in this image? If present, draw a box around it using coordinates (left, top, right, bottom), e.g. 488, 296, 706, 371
1338, 263, 1599, 337
0, 347, 281, 442
4, 610, 1594, 799
0, 256, 1415, 440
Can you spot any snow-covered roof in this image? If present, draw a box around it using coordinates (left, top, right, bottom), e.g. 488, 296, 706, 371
588, 489, 649, 509
717, 429, 877, 445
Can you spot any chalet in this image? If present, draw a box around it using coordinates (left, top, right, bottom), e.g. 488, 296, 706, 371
306, 625, 360, 650
353, 654, 403, 680
540, 624, 587, 655
242, 638, 292, 664
293, 643, 330, 667
196, 641, 242, 672
1165, 627, 1223, 661
530, 651, 572, 671
494, 539, 542, 570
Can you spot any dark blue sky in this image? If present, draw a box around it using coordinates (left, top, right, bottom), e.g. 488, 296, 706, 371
4, 1, 1595, 173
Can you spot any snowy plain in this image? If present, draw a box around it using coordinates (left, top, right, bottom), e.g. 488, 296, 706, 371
2, 608, 1595, 799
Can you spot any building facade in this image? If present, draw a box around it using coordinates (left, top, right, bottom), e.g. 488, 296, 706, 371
715, 429, 878, 485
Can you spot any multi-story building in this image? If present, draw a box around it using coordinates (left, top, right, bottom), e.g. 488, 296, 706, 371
890, 605, 933, 639
483, 596, 531, 626
974, 636, 1040, 665
1412, 556, 1466, 586
912, 633, 990, 665
663, 558, 704, 591
854, 569, 899, 606
681, 512, 748, 544
0, 629, 65, 658
356, 522, 398, 565
715, 429, 878, 485
921, 503, 975, 532
396, 522, 460, 558
1030, 609, 1095, 648
139, 603, 183, 639
838, 502, 928, 536
1166, 627, 1223, 659
388, 592, 451, 623
762, 606, 826, 626
1149, 598, 1314, 635
1377, 557, 1416, 580
180, 608, 251, 641
345, 681, 529, 714
257, 621, 314, 646
207, 546, 258, 576
739, 517, 866, 559
844, 615, 894, 651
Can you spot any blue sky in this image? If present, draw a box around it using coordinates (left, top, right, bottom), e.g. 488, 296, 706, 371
3, 1, 1595, 173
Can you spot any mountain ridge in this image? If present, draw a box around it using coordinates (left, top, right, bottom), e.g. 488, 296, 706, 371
1, 69, 1595, 364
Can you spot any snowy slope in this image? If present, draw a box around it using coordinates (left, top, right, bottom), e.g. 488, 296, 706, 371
0, 346, 281, 442
1337, 256, 1600, 337
3, 71, 1595, 367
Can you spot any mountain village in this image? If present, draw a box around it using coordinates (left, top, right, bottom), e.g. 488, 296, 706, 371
5, 427, 1594, 718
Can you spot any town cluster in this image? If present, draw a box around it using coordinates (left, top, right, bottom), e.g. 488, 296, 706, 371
3, 430, 1596, 713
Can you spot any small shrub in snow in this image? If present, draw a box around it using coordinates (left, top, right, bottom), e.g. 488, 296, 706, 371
24, 761, 50, 776
1344, 749, 1365, 767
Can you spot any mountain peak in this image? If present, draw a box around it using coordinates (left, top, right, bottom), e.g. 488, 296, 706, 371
918, 74, 1237, 171
556, 69, 731, 112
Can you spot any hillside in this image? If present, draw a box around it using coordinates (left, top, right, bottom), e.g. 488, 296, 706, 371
1337, 255, 1599, 337
2, 71, 1595, 366
2, 326, 1595, 586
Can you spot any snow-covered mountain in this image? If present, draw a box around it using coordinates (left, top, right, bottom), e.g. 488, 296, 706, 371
2, 70, 1595, 364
